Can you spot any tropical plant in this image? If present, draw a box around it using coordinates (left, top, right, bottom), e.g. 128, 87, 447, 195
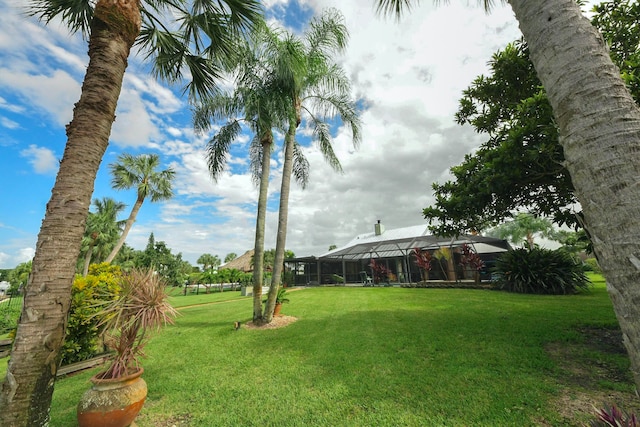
369, 259, 391, 284
590, 403, 638, 427
62, 263, 121, 365
412, 247, 433, 282
1, 1, 262, 423
264, 9, 361, 323
263, 287, 289, 305
459, 243, 485, 284
433, 246, 456, 281
95, 268, 177, 380
197, 253, 221, 271
193, 23, 295, 323
105, 154, 175, 263
492, 247, 589, 295
80, 197, 125, 276
487, 212, 558, 250
374, 0, 640, 391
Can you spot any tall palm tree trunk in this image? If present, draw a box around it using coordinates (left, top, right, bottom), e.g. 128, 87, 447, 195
510, 0, 640, 389
105, 197, 143, 263
0, 2, 140, 425
252, 132, 273, 323
264, 122, 296, 322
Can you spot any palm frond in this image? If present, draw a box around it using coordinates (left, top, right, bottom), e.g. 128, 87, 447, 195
27, 0, 93, 38
292, 141, 310, 189
206, 121, 241, 181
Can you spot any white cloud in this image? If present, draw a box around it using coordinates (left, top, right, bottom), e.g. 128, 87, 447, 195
20, 145, 58, 174
1, 117, 19, 129
0, 0, 530, 267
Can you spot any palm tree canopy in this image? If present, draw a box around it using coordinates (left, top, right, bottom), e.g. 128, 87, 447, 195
375, 0, 499, 18
110, 153, 175, 202
27, 0, 264, 101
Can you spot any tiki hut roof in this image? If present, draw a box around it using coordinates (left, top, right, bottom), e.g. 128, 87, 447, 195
220, 250, 254, 272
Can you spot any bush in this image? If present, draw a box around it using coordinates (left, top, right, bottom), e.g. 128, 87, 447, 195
0, 297, 22, 336
61, 263, 121, 365
584, 257, 603, 274
590, 404, 638, 426
493, 248, 589, 295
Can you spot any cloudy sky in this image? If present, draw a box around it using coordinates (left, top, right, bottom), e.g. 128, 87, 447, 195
0, 0, 529, 269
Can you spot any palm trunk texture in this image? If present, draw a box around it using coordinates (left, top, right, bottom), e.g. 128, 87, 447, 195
0, 1, 140, 425
105, 197, 143, 263
253, 134, 273, 323
264, 123, 296, 322
510, 0, 640, 389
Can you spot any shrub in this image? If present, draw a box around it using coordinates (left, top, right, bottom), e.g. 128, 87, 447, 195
584, 257, 603, 274
0, 296, 22, 336
590, 404, 638, 427
61, 263, 121, 365
493, 248, 589, 295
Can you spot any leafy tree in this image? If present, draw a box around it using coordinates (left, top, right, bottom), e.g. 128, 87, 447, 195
1, 1, 263, 423
264, 9, 361, 324
422, 1, 640, 236
197, 253, 221, 271
7, 261, 32, 295
375, 0, 640, 390
80, 197, 125, 276
487, 213, 558, 250
105, 154, 175, 263
224, 252, 238, 263
555, 229, 591, 256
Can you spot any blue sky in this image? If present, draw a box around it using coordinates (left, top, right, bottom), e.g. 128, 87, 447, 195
0, 0, 529, 269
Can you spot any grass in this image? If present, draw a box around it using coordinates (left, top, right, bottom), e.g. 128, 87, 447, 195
3, 275, 639, 426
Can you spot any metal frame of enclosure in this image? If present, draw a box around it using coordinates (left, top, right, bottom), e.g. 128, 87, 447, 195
284, 225, 511, 286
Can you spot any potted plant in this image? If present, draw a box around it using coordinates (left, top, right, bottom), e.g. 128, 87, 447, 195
77, 268, 178, 427
272, 288, 290, 316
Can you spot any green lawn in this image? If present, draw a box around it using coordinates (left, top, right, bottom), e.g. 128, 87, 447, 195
4, 275, 639, 426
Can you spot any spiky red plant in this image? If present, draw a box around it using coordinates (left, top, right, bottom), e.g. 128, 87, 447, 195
96, 268, 178, 379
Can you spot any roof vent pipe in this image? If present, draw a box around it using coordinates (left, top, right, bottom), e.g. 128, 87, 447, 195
375, 220, 385, 236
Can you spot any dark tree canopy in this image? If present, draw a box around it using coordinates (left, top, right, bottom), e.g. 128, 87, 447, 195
423, 0, 640, 236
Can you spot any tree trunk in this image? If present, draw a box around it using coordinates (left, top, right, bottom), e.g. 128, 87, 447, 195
105, 197, 143, 263
252, 132, 273, 323
0, 1, 140, 425
263, 122, 296, 323
82, 243, 95, 277
510, 0, 640, 389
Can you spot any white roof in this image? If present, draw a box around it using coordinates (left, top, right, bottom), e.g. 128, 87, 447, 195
318, 224, 510, 260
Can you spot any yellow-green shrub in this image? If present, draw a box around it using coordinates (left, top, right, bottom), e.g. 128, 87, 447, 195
61, 263, 121, 365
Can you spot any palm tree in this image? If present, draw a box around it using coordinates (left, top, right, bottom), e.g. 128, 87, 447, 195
488, 212, 557, 250
105, 154, 175, 263
81, 197, 126, 276
374, 0, 640, 390
193, 25, 298, 323
197, 253, 221, 271
0, 1, 262, 424
263, 10, 361, 323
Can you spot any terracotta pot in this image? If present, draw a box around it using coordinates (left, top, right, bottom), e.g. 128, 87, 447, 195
274, 303, 283, 316
77, 368, 147, 427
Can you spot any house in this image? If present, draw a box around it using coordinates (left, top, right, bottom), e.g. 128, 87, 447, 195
285, 221, 511, 286
0, 281, 11, 297
219, 250, 254, 273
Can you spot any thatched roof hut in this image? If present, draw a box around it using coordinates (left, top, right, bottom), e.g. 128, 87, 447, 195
220, 250, 254, 272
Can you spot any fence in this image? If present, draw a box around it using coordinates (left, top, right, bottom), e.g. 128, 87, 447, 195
0, 293, 23, 337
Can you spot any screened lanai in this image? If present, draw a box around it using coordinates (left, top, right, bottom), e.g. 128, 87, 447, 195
284, 223, 511, 286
